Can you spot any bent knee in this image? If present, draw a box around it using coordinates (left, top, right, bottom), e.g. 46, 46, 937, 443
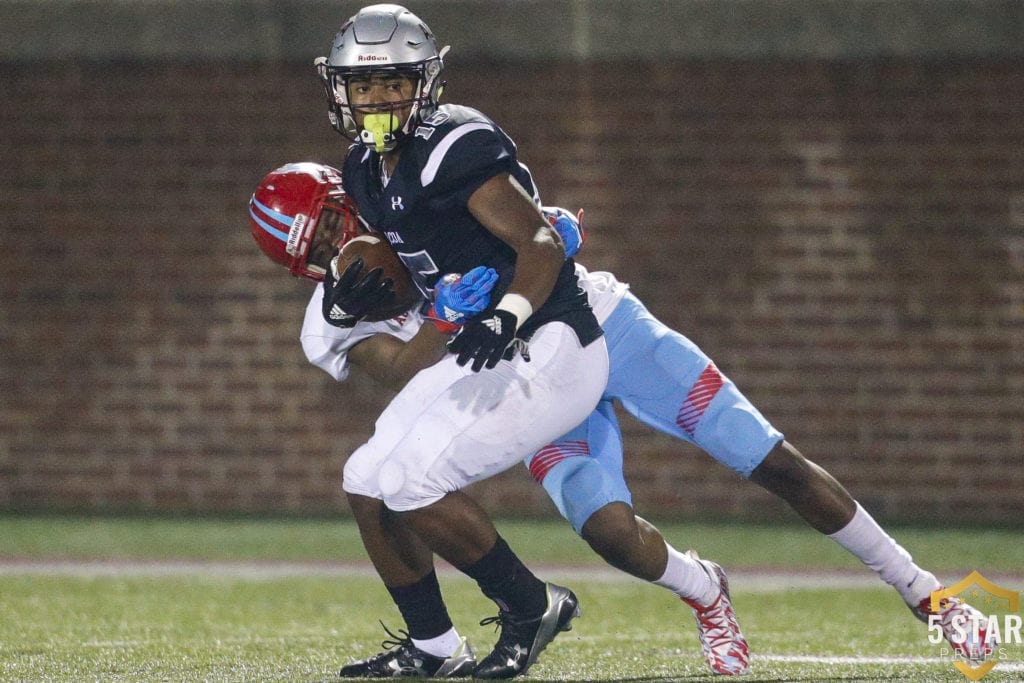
342, 451, 379, 497
380, 461, 450, 511
580, 502, 642, 561
542, 456, 631, 534
751, 441, 815, 492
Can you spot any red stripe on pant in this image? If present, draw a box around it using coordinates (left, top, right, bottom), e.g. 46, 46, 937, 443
676, 362, 724, 436
528, 440, 590, 482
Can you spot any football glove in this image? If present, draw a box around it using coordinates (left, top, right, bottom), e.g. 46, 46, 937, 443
321, 255, 396, 328
429, 266, 500, 333
447, 309, 528, 372
542, 206, 585, 258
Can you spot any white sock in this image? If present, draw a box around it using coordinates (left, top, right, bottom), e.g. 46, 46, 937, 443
653, 542, 718, 606
828, 502, 939, 604
412, 627, 464, 659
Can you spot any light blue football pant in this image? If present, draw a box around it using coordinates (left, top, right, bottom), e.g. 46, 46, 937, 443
524, 291, 784, 533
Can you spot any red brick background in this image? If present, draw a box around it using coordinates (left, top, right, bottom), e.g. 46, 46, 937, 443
2, 59, 1021, 523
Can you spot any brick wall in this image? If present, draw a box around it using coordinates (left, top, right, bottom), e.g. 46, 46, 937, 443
2, 58, 1021, 523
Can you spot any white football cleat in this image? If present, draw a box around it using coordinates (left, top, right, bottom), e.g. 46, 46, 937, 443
681, 551, 751, 676
911, 591, 995, 662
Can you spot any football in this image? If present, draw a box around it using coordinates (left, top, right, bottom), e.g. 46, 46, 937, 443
334, 234, 421, 321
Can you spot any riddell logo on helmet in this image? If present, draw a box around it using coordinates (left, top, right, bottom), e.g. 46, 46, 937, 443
357, 54, 390, 63
286, 214, 308, 257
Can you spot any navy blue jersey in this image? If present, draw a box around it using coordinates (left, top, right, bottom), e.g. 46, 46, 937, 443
342, 104, 601, 345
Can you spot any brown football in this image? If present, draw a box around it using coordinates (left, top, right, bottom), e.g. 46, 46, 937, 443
333, 234, 421, 322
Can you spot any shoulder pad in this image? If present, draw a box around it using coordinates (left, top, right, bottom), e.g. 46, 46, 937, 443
414, 105, 491, 140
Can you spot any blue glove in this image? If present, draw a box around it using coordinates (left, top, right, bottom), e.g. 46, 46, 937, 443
542, 206, 585, 258
429, 265, 499, 333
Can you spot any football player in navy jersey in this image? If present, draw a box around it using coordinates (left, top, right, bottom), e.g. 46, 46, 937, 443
309, 4, 610, 679
251, 161, 753, 677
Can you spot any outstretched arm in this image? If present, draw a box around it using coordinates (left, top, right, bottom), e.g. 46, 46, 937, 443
348, 266, 499, 389
349, 324, 449, 390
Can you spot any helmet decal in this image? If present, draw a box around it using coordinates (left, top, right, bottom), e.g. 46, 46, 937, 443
286, 214, 309, 257
248, 198, 292, 244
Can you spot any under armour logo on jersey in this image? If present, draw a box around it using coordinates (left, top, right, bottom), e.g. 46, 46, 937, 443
391, 196, 404, 211
482, 316, 502, 335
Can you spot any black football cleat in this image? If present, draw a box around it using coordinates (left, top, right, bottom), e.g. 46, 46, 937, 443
339, 623, 476, 678
473, 583, 581, 679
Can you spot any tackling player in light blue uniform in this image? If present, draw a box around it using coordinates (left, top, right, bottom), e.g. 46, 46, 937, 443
531, 296, 783, 531
509, 210, 994, 668
524, 210, 782, 534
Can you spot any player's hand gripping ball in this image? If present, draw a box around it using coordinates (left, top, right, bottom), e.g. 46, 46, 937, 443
322, 235, 420, 326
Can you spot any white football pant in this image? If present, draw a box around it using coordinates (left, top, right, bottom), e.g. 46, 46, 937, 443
343, 321, 609, 511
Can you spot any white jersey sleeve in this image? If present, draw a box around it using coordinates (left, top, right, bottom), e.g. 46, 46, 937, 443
574, 263, 630, 325
300, 284, 426, 382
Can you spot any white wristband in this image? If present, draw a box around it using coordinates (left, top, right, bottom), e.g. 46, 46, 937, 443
496, 293, 533, 330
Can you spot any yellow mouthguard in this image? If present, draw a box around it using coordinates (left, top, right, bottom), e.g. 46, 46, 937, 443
362, 113, 400, 153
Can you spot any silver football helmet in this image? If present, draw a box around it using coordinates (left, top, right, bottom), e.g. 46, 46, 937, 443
315, 4, 449, 152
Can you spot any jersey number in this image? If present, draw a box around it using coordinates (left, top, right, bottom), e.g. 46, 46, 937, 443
396, 249, 439, 298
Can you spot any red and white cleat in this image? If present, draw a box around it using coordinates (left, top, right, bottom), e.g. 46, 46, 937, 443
681, 551, 751, 676
911, 591, 995, 662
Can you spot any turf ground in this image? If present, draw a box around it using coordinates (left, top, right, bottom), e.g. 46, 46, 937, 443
1, 515, 1021, 682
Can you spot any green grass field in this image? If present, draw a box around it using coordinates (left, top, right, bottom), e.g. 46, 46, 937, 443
1, 515, 1021, 682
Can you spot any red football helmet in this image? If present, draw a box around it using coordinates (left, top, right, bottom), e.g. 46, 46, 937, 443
248, 162, 359, 280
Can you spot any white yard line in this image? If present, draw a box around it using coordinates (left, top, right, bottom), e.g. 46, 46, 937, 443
757, 654, 1024, 671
